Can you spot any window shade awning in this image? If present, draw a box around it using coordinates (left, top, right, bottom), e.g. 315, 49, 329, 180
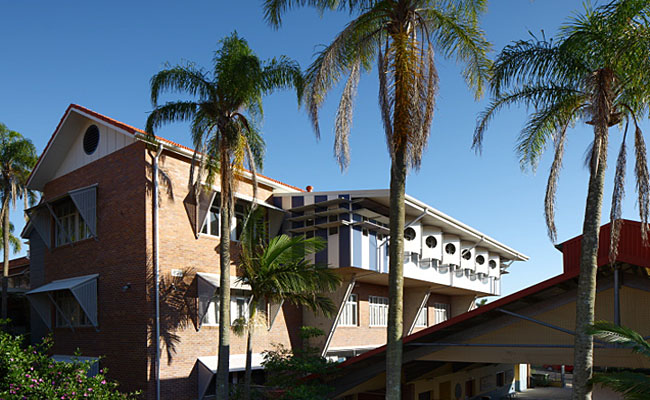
26, 274, 99, 330
23, 184, 98, 246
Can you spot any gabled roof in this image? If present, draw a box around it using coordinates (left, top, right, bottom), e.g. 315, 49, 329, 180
27, 104, 304, 192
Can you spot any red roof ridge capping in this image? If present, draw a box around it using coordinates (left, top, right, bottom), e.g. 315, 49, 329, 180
29, 104, 303, 192
336, 269, 580, 369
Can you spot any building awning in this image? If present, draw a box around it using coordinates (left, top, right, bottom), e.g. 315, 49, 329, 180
197, 354, 265, 400
26, 274, 98, 330
196, 272, 251, 291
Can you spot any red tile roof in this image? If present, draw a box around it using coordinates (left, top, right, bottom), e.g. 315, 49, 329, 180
28, 104, 304, 193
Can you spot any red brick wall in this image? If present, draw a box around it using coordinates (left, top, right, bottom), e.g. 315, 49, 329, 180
42, 142, 149, 395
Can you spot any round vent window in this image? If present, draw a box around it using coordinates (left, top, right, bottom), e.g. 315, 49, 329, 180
445, 243, 456, 255
462, 249, 472, 260
404, 227, 416, 241
83, 125, 100, 155
425, 235, 437, 249
476, 255, 485, 265
489, 259, 497, 269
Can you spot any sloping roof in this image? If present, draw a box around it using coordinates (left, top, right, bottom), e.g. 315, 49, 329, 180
27, 104, 304, 193
329, 221, 650, 396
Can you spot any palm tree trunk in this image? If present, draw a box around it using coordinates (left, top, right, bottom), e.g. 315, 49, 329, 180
386, 26, 410, 400
244, 301, 256, 400
1, 192, 8, 320
217, 148, 233, 400
573, 73, 611, 400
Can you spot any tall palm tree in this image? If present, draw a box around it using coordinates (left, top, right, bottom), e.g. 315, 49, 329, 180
0, 124, 36, 320
1, 222, 23, 256
588, 321, 650, 399
472, 1, 650, 398
145, 32, 302, 398
233, 209, 341, 400
263, 2, 490, 398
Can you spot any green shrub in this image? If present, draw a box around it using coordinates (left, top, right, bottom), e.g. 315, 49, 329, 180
0, 323, 138, 399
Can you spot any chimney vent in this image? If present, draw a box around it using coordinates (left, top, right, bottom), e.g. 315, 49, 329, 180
306, 185, 314, 192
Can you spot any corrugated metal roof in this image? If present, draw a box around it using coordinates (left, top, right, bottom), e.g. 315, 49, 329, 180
27, 274, 98, 295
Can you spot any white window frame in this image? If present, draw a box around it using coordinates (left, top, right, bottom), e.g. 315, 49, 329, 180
369, 296, 389, 327
202, 297, 220, 326
54, 199, 91, 247
434, 303, 450, 325
415, 305, 428, 327
339, 294, 358, 326
201, 295, 251, 326
200, 199, 221, 237
232, 202, 247, 242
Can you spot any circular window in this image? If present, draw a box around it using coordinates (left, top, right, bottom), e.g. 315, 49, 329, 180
462, 249, 472, 260
445, 243, 456, 255
404, 227, 416, 241
425, 236, 437, 249
83, 125, 100, 155
489, 259, 497, 269
476, 255, 485, 265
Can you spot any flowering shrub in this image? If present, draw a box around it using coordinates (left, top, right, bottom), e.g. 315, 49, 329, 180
0, 325, 138, 399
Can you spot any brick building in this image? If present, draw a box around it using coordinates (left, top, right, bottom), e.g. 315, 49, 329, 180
22, 104, 527, 399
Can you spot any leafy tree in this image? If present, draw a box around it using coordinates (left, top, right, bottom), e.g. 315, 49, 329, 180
0, 124, 36, 320
233, 209, 341, 400
473, 1, 650, 398
145, 33, 302, 397
589, 321, 650, 399
262, 326, 340, 400
262, 2, 490, 398
0, 324, 138, 399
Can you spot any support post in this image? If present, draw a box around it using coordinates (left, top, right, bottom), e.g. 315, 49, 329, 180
614, 266, 621, 326
321, 276, 356, 357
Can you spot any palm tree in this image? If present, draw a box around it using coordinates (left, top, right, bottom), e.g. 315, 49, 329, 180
588, 321, 650, 399
145, 33, 302, 398
263, 2, 490, 398
472, 1, 650, 398
233, 209, 341, 400
0, 124, 36, 320
1, 222, 23, 256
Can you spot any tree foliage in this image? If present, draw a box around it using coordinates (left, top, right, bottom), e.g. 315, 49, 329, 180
0, 325, 138, 399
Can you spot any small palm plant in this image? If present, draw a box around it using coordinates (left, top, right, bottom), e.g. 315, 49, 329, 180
233, 209, 341, 400
589, 321, 650, 399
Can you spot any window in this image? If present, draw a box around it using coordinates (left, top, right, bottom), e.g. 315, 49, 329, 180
462, 249, 472, 260
465, 379, 475, 397
201, 198, 221, 237
54, 199, 91, 247
418, 392, 431, 400
329, 227, 338, 235
369, 296, 389, 327
415, 305, 428, 327
83, 125, 100, 155
496, 371, 506, 387
434, 303, 449, 324
339, 294, 358, 326
202, 295, 250, 326
232, 296, 249, 323
425, 236, 437, 248
404, 227, 416, 241
489, 259, 498, 269
234, 202, 247, 241
202, 297, 220, 326
445, 243, 456, 255
476, 255, 485, 265
54, 291, 90, 328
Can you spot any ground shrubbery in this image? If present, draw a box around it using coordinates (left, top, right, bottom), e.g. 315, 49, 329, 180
0, 324, 138, 399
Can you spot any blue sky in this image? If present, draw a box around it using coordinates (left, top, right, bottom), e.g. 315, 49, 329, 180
0, 0, 641, 297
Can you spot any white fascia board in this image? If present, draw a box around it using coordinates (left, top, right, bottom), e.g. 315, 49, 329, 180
404, 195, 528, 262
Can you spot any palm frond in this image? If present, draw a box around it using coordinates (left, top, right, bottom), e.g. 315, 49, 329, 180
609, 125, 628, 263
545, 125, 568, 243
633, 124, 650, 243
145, 101, 198, 135
334, 59, 361, 171
589, 321, 650, 358
591, 371, 650, 400
149, 65, 212, 106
